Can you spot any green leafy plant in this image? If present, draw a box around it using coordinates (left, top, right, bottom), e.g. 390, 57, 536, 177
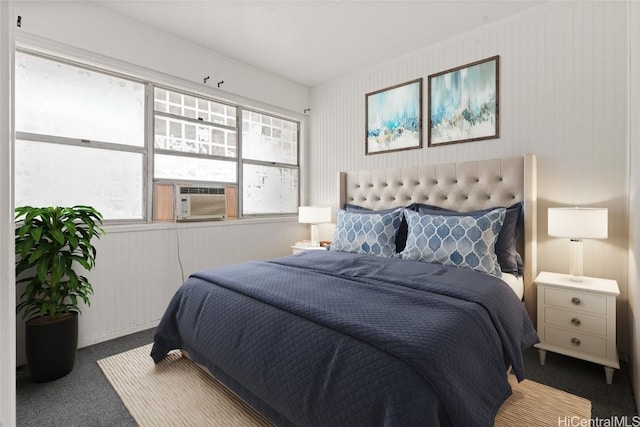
15, 206, 104, 320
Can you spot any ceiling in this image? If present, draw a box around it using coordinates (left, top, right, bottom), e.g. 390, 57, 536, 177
93, 1, 544, 88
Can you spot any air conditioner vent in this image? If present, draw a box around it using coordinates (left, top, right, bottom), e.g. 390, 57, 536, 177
179, 186, 225, 195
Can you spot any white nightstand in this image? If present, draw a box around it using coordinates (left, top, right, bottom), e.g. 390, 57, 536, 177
534, 271, 620, 384
291, 243, 328, 254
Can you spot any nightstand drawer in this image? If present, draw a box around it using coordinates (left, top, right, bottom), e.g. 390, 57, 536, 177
544, 307, 607, 336
544, 326, 607, 357
535, 272, 620, 384
544, 288, 607, 315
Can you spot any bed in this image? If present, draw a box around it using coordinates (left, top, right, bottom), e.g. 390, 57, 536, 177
151, 154, 539, 427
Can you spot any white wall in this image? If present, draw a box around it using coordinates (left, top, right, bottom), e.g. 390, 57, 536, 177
15, 219, 308, 364
12, 1, 311, 365
628, 0, 640, 412
15, 1, 310, 114
0, 2, 15, 425
310, 1, 630, 354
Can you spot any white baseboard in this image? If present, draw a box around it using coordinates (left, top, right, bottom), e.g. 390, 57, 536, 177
78, 319, 160, 349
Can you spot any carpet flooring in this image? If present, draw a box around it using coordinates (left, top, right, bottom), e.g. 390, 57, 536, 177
98, 343, 591, 427
17, 327, 638, 426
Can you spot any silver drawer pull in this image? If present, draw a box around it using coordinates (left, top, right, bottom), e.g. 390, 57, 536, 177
571, 297, 581, 305
571, 337, 581, 346
571, 317, 581, 326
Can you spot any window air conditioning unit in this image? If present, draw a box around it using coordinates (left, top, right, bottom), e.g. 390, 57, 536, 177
154, 183, 232, 221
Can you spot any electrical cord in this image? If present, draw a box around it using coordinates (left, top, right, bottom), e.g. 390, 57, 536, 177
174, 222, 185, 283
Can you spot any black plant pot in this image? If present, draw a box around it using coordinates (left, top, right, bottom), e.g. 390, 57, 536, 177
25, 312, 78, 383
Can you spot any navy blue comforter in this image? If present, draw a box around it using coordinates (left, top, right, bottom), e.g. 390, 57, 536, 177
152, 251, 538, 427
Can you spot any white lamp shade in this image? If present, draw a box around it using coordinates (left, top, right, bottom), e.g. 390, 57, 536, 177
548, 207, 608, 239
298, 206, 332, 224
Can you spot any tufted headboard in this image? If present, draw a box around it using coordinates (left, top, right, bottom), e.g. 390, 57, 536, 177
337, 154, 538, 321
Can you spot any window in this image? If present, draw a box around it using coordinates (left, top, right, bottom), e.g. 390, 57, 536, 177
243, 164, 298, 214
153, 88, 237, 184
242, 111, 297, 164
15, 51, 301, 221
14, 52, 146, 220
242, 110, 299, 215
15, 141, 144, 219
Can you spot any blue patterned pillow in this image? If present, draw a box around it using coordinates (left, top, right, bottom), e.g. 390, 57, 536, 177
330, 208, 403, 257
344, 203, 418, 253
401, 208, 506, 277
417, 203, 523, 275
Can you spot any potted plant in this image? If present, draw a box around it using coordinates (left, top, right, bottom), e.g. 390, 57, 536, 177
15, 205, 104, 382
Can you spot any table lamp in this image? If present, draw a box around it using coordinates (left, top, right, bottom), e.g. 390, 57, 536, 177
548, 207, 608, 282
298, 206, 332, 247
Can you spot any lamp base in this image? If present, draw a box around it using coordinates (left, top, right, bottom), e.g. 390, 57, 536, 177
569, 239, 583, 282
310, 224, 320, 247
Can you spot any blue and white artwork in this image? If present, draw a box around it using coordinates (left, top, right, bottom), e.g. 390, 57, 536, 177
428, 56, 499, 146
366, 79, 422, 154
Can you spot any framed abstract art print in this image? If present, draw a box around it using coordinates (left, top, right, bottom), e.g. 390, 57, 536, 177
366, 78, 422, 155
428, 56, 499, 146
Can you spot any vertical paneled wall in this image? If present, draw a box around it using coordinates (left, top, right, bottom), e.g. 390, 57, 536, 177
310, 2, 630, 353
0, 2, 15, 425
82, 220, 306, 345
16, 220, 307, 365
628, 0, 640, 410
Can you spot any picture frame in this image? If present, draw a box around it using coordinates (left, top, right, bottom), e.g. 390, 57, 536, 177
428, 56, 499, 147
365, 78, 422, 155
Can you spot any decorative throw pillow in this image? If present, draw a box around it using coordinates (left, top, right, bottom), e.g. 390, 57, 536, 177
401, 208, 506, 277
344, 203, 417, 252
417, 203, 523, 275
330, 208, 403, 258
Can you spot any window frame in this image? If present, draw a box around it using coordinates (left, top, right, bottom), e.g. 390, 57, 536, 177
151, 85, 239, 192
239, 107, 300, 217
15, 48, 303, 223
15, 49, 149, 224
153, 84, 239, 162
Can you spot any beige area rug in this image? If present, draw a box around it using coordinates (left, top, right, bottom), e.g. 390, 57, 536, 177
98, 344, 591, 427
496, 375, 591, 426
